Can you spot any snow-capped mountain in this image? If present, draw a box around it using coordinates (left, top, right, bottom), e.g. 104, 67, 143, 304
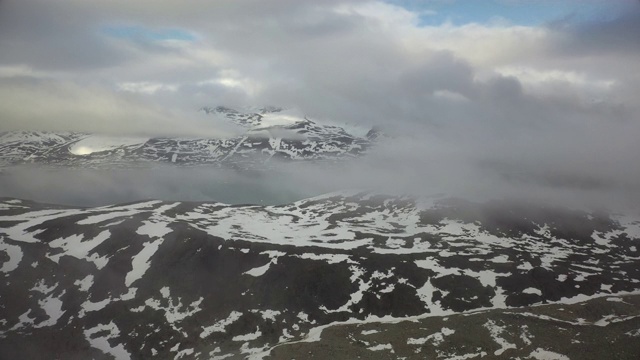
0, 107, 375, 169
1, 192, 639, 359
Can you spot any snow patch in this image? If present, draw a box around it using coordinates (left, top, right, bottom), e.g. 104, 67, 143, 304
233, 327, 262, 342
361, 329, 379, 335
0, 239, 23, 272
527, 348, 570, 360
523, 287, 542, 296
407, 327, 455, 346
69, 135, 147, 155
244, 261, 272, 277
74, 275, 94, 292
625, 328, 640, 337
142, 287, 203, 324
35, 291, 66, 328
367, 343, 393, 352
201, 311, 243, 338
483, 320, 516, 356
125, 238, 162, 287
48, 231, 111, 269
136, 220, 173, 239
84, 321, 131, 359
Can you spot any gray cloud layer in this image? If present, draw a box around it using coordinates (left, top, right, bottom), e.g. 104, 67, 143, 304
1, 0, 639, 209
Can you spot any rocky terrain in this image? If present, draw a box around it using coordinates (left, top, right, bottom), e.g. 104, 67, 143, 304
0, 107, 376, 170
1, 192, 639, 359
270, 294, 640, 359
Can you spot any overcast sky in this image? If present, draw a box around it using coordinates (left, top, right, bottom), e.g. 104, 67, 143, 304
1, 0, 639, 209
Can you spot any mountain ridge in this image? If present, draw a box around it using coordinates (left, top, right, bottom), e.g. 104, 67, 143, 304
0, 107, 378, 169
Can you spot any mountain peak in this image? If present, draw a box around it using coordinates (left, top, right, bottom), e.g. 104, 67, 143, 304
366, 126, 384, 141
1, 107, 375, 169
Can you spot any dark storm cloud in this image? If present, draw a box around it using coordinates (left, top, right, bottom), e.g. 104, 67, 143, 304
0, 0, 130, 71
549, 4, 640, 56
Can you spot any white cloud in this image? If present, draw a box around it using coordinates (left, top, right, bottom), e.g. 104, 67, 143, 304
334, 1, 421, 28
118, 82, 178, 94
0, 79, 228, 137
495, 67, 616, 89
197, 69, 263, 96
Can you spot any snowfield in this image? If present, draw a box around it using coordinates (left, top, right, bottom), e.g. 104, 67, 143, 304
1, 193, 639, 359
69, 135, 148, 156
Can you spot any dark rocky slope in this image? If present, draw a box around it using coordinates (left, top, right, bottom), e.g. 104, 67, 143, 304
0, 193, 639, 359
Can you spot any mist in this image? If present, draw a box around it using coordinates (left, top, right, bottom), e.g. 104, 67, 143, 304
2, 135, 639, 214
0, 165, 318, 207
